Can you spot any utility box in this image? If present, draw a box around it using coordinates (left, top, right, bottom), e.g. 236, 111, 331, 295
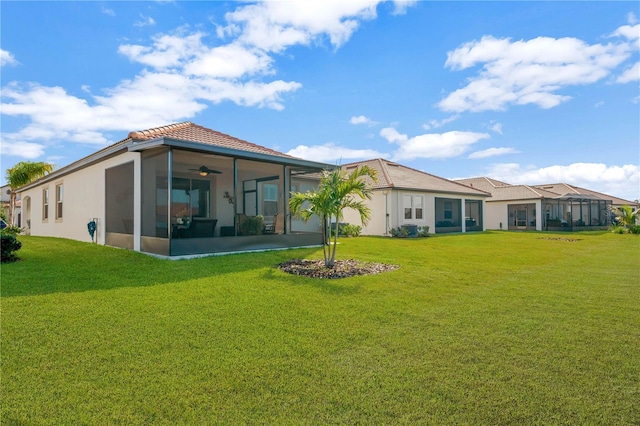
401, 224, 418, 237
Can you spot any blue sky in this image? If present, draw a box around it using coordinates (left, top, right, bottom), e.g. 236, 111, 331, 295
1, 1, 639, 200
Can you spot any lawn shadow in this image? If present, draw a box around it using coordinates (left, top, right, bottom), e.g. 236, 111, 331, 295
1, 236, 322, 298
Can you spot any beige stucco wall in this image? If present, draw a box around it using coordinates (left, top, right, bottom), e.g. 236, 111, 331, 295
485, 199, 542, 231
20, 153, 140, 246
341, 190, 384, 235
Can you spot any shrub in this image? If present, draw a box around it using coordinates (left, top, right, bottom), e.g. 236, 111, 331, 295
417, 226, 430, 237
240, 215, 264, 235
335, 224, 361, 238
390, 227, 410, 238
2, 224, 23, 236
1, 232, 22, 263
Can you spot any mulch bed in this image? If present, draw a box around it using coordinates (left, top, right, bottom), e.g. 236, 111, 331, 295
278, 259, 399, 279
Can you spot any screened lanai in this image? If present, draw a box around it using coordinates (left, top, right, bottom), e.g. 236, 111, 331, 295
542, 193, 611, 231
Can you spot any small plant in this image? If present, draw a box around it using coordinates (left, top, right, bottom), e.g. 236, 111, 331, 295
341, 224, 362, 237
1, 224, 23, 236
417, 226, 430, 237
390, 226, 410, 238
240, 215, 264, 235
610, 224, 626, 234
1, 232, 22, 263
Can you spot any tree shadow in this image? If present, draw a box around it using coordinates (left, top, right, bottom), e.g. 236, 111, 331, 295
1, 237, 322, 298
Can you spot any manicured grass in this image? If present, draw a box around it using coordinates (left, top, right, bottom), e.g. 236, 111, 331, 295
2, 232, 639, 424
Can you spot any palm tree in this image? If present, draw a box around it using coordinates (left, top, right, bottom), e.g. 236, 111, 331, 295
289, 165, 377, 268
5, 161, 54, 225
610, 205, 639, 230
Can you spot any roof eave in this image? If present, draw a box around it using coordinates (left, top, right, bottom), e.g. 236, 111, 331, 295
128, 137, 336, 171
387, 186, 490, 197
16, 142, 132, 193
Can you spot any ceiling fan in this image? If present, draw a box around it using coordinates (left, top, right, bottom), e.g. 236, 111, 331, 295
189, 165, 222, 176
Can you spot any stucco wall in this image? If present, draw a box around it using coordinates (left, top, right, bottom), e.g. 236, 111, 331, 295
485, 199, 542, 231
342, 190, 388, 235
20, 153, 140, 245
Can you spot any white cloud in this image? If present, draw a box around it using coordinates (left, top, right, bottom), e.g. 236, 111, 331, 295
391, 0, 418, 16
422, 114, 459, 130
134, 14, 156, 28
486, 162, 640, 201
468, 147, 519, 159
439, 31, 634, 112
0, 140, 46, 159
101, 6, 115, 17
287, 142, 387, 163
1, 49, 18, 67
221, 1, 388, 53
616, 61, 640, 83
350, 115, 373, 125
380, 127, 490, 160
0, 1, 415, 154
119, 32, 206, 69
611, 23, 640, 49
487, 121, 502, 134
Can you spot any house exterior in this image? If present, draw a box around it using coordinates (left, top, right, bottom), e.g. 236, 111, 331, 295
17, 122, 332, 257
455, 177, 635, 231
340, 159, 490, 235
1, 185, 21, 227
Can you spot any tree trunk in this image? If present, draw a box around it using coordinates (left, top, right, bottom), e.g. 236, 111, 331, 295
8, 191, 16, 225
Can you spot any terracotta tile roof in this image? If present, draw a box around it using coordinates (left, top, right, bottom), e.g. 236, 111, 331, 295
456, 178, 636, 205
534, 183, 637, 206
342, 159, 490, 196
456, 177, 508, 194
128, 121, 294, 159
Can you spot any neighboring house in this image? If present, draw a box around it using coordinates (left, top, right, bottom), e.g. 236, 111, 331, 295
17, 122, 332, 257
0, 184, 21, 227
455, 177, 635, 231
531, 183, 638, 209
341, 159, 490, 235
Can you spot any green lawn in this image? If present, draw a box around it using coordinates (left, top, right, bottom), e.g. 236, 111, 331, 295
2, 232, 639, 425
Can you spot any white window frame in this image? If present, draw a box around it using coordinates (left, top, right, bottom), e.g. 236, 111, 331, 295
55, 183, 63, 221
42, 187, 49, 221
403, 194, 425, 222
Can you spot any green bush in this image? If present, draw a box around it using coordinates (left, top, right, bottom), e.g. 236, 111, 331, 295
2, 224, 23, 236
390, 227, 410, 238
390, 226, 429, 238
338, 224, 361, 237
1, 232, 22, 263
417, 226, 430, 237
240, 215, 264, 235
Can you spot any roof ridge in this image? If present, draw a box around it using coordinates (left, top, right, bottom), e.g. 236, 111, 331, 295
128, 121, 193, 140
523, 184, 543, 197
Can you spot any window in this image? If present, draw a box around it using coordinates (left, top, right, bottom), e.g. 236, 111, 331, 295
444, 201, 453, 219
404, 195, 412, 219
415, 196, 423, 219
263, 183, 278, 216
55, 184, 63, 219
404, 195, 424, 220
43, 188, 49, 220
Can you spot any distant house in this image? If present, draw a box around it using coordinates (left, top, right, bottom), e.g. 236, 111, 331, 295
455, 177, 635, 231
340, 159, 490, 235
0, 184, 21, 227
17, 122, 333, 257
